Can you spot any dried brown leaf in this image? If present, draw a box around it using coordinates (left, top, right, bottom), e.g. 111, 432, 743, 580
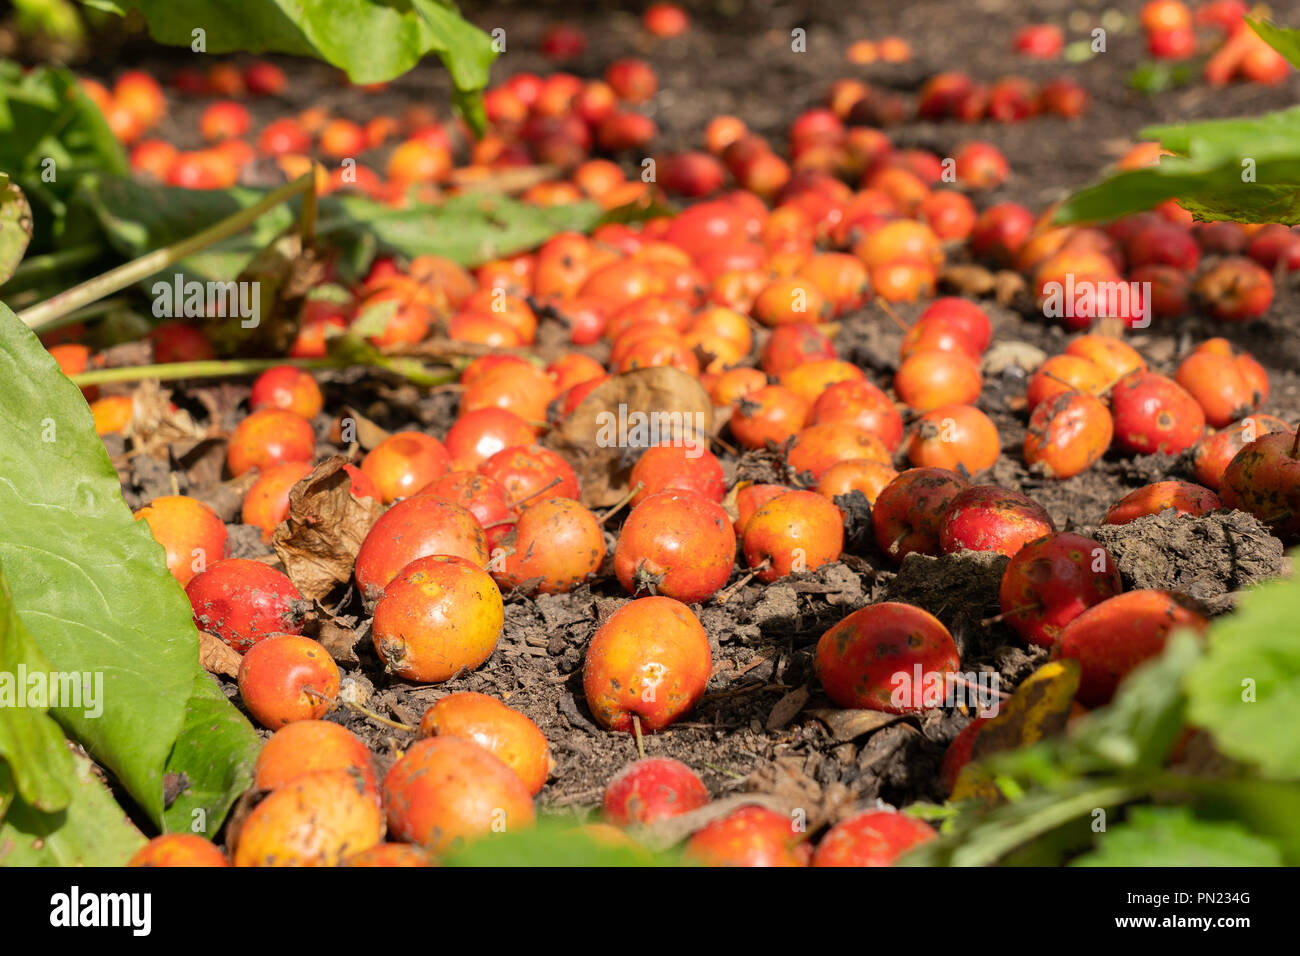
546, 367, 714, 508
805, 708, 902, 742
271, 456, 385, 601
198, 631, 241, 678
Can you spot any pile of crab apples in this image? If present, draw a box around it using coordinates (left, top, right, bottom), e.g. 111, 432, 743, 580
52, 1, 1300, 867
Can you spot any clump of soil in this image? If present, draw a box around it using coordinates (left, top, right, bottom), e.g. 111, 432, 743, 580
1093, 510, 1287, 612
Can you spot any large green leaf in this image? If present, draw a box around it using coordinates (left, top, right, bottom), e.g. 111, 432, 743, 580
1185, 571, 1300, 778
90, 0, 497, 132
0, 560, 74, 817
442, 822, 686, 867
1247, 18, 1300, 70
1056, 106, 1300, 225
0, 301, 259, 831
75, 174, 606, 283
0, 750, 145, 866
323, 193, 606, 268
160, 671, 258, 835
1072, 806, 1283, 866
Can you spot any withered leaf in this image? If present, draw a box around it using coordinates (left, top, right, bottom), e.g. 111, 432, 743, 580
315, 617, 362, 666
125, 379, 210, 457
198, 631, 241, 678
806, 708, 902, 742
272, 456, 385, 601
766, 685, 810, 731
546, 367, 714, 508
939, 263, 996, 296
337, 406, 391, 450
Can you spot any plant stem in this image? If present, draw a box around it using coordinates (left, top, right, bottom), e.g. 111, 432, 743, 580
17, 172, 316, 332
2, 243, 104, 292
72, 356, 335, 387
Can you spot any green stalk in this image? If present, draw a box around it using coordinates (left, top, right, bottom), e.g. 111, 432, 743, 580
1, 243, 104, 293
17, 172, 316, 332
70, 355, 458, 388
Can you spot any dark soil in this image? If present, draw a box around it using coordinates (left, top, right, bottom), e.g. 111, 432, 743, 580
89, 0, 1300, 830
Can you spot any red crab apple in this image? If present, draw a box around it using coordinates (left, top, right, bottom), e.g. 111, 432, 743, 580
1103, 480, 1221, 525
742, 490, 844, 581
684, 806, 811, 867
582, 597, 711, 733
939, 485, 1056, 557
134, 494, 228, 585
419, 692, 551, 795
815, 602, 960, 713
615, 491, 736, 604
1191, 415, 1292, 490
237, 634, 339, 729
1194, 257, 1274, 321
1109, 371, 1205, 455
382, 737, 535, 855
493, 497, 605, 595
872, 467, 969, 562
1023, 391, 1114, 479
813, 809, 937, 866
186, 558, 305, 653
602, 758, 709, 825
1220, 429, 1300, 542
354, 495, 488, 598
1057, 590, 1208, 706
998, 532, 1122, 647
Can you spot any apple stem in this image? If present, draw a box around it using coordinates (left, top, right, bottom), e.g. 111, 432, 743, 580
1290, 428, 1299, 459
18, 171, 317, 332
949, 673, 1010, 700
598, 481, 645, 524
875, 297, 910, 332
979, 603, 1042, 627
716, 559, 770, 605
515, 475, 564, 508
699, 427, 739, 458
305, 688, 417, 734
631, 714, 646, 760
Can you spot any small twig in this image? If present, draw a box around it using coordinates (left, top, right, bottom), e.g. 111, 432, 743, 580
715, 559, 770, 605
632, 714, 646, 760
598, 481, 644, 524
979, 603, 1042, 627
514, 475, 563, 508
875, 296, 909, 332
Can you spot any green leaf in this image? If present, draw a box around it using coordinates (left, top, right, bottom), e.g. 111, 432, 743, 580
442, 821, 686, 867
75, 175, 607, 285
0, 62, 127, 251
93, 1, 497, 133
160, 671, 259, 834
1056, 106, 1300, 225
0, 559, 74, 816
322, 192, 606, 268
899, 780, 1142, 866
1185, 571, 1300, 777
1067, 631, 1199, 772
1072, 805, 1283, 866
1247, 18, 1300, 70
0, 179, 33, 285
1128, 60, 1196, 94
74, 175, 296, 285
0, 749, 145, 865
0, 302, 260, 831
